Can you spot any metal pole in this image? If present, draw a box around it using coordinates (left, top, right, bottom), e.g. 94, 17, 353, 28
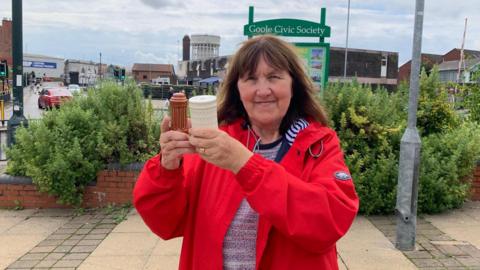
8, 0, 27, 146
99, 52, 102, 80
395, 0, 424, 251
343, 0, 350, 79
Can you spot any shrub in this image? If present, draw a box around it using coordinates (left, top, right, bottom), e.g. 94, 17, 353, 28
6, 81, 161, 206
464, 84, 480, 123
419, 122, 480, 213
417, 67, 460, 136
323, 70, 480, 215
323, 82, 406, 214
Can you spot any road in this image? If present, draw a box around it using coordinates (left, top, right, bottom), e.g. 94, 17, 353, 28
3, 86, 44, 120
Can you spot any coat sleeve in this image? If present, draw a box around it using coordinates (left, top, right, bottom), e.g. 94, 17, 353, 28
133, 154, 190, 240
235, 131, 359, 254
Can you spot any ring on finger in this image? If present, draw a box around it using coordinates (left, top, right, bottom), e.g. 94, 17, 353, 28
199, 147, 206, 154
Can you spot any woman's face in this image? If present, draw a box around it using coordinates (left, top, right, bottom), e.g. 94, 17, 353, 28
237, 57, 293, 130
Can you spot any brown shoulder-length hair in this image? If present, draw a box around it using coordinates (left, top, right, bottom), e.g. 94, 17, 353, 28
217, 35, 328, 134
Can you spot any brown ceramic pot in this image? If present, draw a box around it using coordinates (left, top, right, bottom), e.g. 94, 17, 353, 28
169, 92, 188, 132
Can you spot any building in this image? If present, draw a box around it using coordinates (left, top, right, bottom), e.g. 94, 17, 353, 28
177, 34, 222, 84
400, 48, 480, 84
438, 59, 480, 84
178, 40, 399, 89
23, 53, 65, 80
64, 59, 99, 86
178, 33, 398, 89
177, 56, 229, 85
398, 53, 443, 82
0, 19, 12, 67
190, 35, 220, 60
442, 48, 480, 62
132, 63, 176, 84
327, 47, 399, 90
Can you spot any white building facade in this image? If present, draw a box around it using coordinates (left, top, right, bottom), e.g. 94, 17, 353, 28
23, 53, 65, 79
190, 35, 220, 60
64, 60, 99, 86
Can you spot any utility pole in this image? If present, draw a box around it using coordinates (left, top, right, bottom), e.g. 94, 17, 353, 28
7, 0, 27, 145
395, 0, 424, 251
343, 0, 351, 79
99, 52, 102, 80
456, 18, 467, 84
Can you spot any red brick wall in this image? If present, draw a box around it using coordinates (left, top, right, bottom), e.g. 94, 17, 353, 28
0, 170, 139, 209
398, 60, 412, 83
1, 165, 479, 208
0, 19, 12, 65
471, 165, 480, 201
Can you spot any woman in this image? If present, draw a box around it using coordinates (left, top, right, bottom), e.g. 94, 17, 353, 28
134, 35, 359, 270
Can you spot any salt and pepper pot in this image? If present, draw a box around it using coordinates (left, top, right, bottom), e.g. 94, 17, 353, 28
169, 92, 188, 132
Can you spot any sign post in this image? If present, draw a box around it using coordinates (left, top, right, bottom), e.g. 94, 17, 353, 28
244, 6, 331, 92
8, 0, 28, 146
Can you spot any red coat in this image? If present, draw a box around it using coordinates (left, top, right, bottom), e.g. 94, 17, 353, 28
133, 119, 359, 270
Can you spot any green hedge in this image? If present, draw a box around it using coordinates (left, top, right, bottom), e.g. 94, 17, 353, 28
6, 81, 161, 206
323, 68, 480, 214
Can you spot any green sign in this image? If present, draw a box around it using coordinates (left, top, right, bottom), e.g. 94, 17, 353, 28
295, 43, 330, 90
244, 6, 331, 93
244, 19, 330, 38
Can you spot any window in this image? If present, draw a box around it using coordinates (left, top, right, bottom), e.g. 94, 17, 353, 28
381, 54, 388, 77
143, 75, 147, 79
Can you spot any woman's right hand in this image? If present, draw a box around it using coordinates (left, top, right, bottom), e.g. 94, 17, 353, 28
159, 116, 195, 170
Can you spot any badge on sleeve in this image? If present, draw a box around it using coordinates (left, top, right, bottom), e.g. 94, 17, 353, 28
334, 171, 351, 181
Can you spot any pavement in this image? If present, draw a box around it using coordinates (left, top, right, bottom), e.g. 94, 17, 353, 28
0, 202, 479, 270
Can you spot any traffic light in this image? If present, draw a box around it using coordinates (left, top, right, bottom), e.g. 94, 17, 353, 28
113, 68, 119, 78
0, 62, 7, 78
120, 68, 125, 81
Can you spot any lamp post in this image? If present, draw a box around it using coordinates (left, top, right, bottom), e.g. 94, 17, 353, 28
99, 52, 102, 80
343, 0, 350, 79
395, 0, 424, 251
7, 0, 27, 145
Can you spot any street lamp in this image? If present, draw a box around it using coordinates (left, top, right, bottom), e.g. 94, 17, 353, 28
344, 0, 351, 79
7, 0, 27, 145
395, 0, 425, 251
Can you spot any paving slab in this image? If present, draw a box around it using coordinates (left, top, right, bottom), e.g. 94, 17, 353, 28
0, 209, 71, 270
78, 255, 150, 270
337, 216, 417, 270
425, 201, 480, 249
77, 211, 158, 269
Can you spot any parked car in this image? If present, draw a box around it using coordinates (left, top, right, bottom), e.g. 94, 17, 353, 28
38, 87, 73, 109
67, 84, 81, 94
34, 81, 63, 94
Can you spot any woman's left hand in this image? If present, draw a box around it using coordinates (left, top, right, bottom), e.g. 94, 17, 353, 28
189, 128, 253, 174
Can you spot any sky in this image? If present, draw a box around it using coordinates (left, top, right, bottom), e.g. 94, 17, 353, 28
1, 0, 479, 69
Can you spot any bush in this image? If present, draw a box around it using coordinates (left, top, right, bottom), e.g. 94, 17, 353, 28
419, 122, 480, 213
464, 84, 480, 122
6, 81, 161, 206
323, 70, 480, 215
323, 81, 406, 214
417, 67, 460, 136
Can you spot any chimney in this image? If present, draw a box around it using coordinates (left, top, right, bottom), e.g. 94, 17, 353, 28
183, 35, 190, 61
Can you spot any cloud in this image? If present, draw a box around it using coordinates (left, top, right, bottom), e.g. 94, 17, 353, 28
1, 0, 479, 68
133, 50, 179, 65
140, 0, 185, 9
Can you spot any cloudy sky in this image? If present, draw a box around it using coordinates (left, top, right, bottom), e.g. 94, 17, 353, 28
1, 0, 479, 69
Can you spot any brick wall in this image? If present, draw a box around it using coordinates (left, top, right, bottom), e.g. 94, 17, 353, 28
471, 164, 480, 201
0, 170, 139, 209
0, 19, 12, 65
1, 164, 479, 209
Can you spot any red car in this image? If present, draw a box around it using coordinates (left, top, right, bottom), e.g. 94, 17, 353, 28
38, 87, 73, 109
